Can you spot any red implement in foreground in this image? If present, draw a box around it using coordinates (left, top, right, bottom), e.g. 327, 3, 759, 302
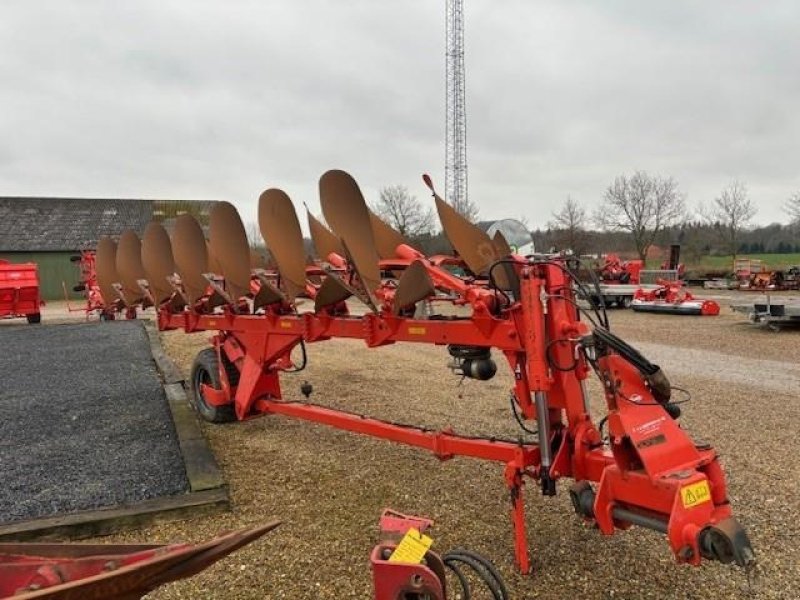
371, 509, 508, 599
102, 169, 755, 580
0, 260, 41, 324
0, 522, 279, 599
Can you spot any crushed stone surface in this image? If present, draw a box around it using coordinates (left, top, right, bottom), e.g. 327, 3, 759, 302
0, 321, 189, 524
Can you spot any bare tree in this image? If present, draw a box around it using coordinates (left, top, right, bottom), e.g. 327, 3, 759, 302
246, 222, 265, 250
548, 196, 589, 255
595, 171, 686, 261
704, 181, 756, 261
785, 191, 800, 225
372, 185, 435, 238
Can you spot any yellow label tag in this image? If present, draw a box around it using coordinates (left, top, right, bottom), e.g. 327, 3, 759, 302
388, 528, 433, 564
407, 326, 426, 335
280, 321, 292, 329
681, 480, 711, 509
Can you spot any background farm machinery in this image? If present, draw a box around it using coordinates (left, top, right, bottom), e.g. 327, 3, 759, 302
65, 249, 139, 320
0, 259, 42, 324
89, 169, 755, 581
631, 280, 720, 316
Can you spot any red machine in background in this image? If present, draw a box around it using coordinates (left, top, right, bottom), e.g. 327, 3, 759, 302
66, 250, 135, 320
598, 253, 643, 285
632, 280, 720, 316
0, 260, 42, 324
94, 169, 756, 582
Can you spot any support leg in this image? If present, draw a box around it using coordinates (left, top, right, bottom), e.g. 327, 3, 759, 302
505, 464, 531, 574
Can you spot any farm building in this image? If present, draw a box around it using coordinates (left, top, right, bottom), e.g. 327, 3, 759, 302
0, 198, 218, 299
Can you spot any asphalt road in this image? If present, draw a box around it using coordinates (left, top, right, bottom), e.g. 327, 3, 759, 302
0, 320, 189, 524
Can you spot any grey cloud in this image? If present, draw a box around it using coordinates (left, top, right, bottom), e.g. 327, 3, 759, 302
0, 0, 798, 234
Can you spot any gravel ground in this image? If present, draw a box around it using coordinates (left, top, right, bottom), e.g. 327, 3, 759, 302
0, 321, 189, 523
77, 298, 800, 599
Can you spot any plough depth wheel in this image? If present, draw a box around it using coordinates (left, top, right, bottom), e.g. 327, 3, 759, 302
190, 347, 237, 423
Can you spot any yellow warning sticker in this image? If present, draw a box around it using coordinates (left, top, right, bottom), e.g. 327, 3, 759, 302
407, 326, 427, 335
681, 480, 711, 509
280, 321, 292, 329
388, 528, 433, 564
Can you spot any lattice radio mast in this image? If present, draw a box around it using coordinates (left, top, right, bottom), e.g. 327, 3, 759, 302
445, 0, 468, 214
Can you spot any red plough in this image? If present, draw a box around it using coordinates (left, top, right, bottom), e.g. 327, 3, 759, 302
96, 169, 755, 580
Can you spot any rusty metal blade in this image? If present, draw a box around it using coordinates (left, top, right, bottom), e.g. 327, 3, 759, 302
423, 174, 497, 275
95, 237, 121, 307
172, 214, 210, 305
11, 521, 280, 600
492, 230, 513, 257
369, 211, 411, 259
252, 274, 286, 311
209, 202, 252, 302
318, 170, 381, 294
206, 241, 223, 277
115, 230, 146, 306
307, 209, 344, 261
314, 273, 354, 311
393, 260, 435, 315
141, 222, 176, 305
259, 189, 306, 299
491, 230, 518, 293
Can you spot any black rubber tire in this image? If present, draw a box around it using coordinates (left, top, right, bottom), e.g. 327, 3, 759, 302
620, 296, 633, 309
190, 348, 238, 423
26, 313, 41, 324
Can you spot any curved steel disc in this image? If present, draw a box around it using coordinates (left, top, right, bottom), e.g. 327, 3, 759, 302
307, 210, 344, 261
259, 189, 306, 299
141, 222, 176, 304
492, 231, 513, 257
369, 211, 411, 259
314, 274, 353, 312
206, 241, 223, 277
432, 194, 497, 275
209, 202, 252, 302
491, 230, 519, 293
172, 214, 210, 305
393, 260, 434, 315
95, 237, 120, 306
115, 230, 146, 306
319, 170, 381, 294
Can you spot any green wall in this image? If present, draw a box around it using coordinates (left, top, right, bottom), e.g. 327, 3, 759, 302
0, 251, 84, 300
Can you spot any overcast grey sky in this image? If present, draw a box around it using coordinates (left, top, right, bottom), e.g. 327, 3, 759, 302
1, 1, 798, 233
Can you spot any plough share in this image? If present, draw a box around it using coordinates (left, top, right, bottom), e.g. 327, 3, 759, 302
96, 169, 755, 578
